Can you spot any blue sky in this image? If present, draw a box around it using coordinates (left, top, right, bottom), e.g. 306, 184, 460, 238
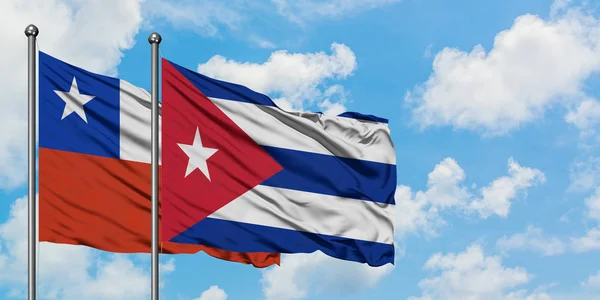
1, 0, 600, 299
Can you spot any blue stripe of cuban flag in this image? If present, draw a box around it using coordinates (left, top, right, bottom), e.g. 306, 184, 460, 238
170, 62, 397, 266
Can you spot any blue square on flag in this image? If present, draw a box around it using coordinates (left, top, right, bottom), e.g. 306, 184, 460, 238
39, 52, 120, 159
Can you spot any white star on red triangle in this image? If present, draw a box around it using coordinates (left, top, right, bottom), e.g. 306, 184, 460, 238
177, 127, 219, 180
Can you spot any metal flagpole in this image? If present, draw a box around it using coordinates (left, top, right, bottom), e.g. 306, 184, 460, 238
149, 32, 162, 300
25, 24, 39, 300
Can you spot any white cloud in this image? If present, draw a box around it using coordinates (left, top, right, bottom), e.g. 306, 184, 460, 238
550, 0, 574, 17
582, 270, 600, 290
424, 44, 434, 58
0, 0, 144, 188
419, 157, 470, 209
197, 43, 357, 113
272, 0, 400, 24
394, 157, 468, 237
504, 290, 553, 300
569, 157, 600, 192
469, 158, 546, 219
586, 187, 600, 221
406, 4, 600, 135
570, 187, 600, 253
142, 0, 402, 45
394, 185, 445, 238
565, 98, 600, 137
0, 196, 175, 299
571, 228, 600, 253
61, 255, 150, 299
560, 212, 571, 223
318, 99, 347, 116
194, 285, 228, 300
317, 85, 349, 115
143, 0, 244, 37
395, 157, 545, 237
409, 244, 548, 300
160, 257, 176, 273
248, 35, 277, 49
496, 226, 566, 256
260, 252, 394, 300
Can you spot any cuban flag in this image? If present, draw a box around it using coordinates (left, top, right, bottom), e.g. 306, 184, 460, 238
38, 52, 279, 268
161, 59, 397, 266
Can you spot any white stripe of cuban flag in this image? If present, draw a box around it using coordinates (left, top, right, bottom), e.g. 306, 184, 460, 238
207, 98, 396, 246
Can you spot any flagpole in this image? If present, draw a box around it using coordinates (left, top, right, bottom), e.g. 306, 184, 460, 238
149, 32, 162, 300
25, 24, 39, 300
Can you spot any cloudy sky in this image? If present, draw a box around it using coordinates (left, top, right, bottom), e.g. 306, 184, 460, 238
1, 0, 600, 299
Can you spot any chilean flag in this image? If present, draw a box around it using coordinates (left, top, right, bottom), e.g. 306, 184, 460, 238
38, 52, 279, 268
162, 59, 397, 266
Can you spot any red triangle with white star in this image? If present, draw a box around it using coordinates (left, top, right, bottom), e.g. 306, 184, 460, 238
161, 59, 283, 242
